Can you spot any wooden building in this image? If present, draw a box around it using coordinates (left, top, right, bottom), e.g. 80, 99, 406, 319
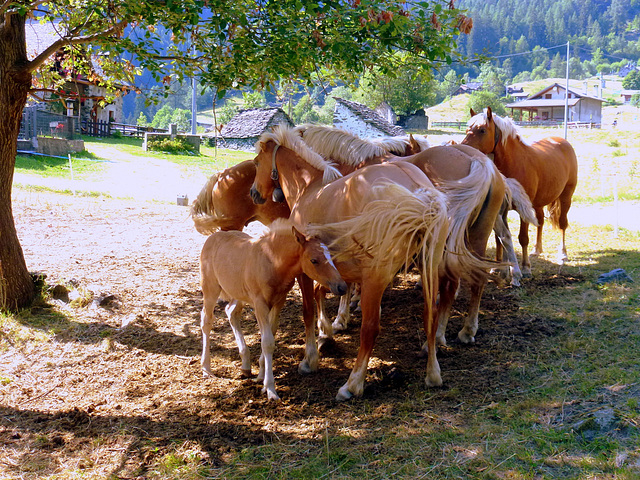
505, 83, 604, 125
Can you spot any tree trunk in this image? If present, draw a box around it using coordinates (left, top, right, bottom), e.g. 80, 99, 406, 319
0, 14, 35, 310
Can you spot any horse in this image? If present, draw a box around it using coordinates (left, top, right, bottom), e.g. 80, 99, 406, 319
199, 218, 347, 401
462, 107, 578, 275
250, 125, 496, 400
191, 160, 291, 235
296, 125, 527, 348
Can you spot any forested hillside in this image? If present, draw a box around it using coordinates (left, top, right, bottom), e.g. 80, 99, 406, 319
456, 0, 640, 78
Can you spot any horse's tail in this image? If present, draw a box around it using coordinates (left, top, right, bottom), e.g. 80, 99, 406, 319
309, 181, 449, 321
437, 154, 504, 282
504, 177, 538, 226
548, 199, 562, 230
191, 173, 221, 235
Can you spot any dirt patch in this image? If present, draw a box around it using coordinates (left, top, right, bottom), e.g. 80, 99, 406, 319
0, 189, 600, 477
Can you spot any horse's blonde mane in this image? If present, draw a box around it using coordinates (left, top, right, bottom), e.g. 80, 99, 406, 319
469, 110, 525, 147
372, 134, 430, 153
368, 136, 410, 155
257, 125, 342, 184
296, 124, 387, 167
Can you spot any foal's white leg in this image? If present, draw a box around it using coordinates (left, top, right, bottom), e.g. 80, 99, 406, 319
255, 301, 280, 401
200, 284, 221, 378
332, 283, 352, 332
225, 300, 251, 377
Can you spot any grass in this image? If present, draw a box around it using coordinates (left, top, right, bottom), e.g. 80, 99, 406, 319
80, 134, 253, 173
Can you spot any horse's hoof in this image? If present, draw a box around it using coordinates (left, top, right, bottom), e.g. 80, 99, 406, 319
335, 385, 353, 402
202, 368, 214, 378
457, 331, 476, 344
332, 320, 347, 332
298, 359, 317, 375
522, 268, 532, 278
425, 373, 443, 388
240, 369, 253, 379
318, 335, 336, 354
264, 388, 281, 401
510, 279, 522, 287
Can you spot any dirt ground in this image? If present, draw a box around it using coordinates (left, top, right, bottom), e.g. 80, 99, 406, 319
1, 184, 589, 478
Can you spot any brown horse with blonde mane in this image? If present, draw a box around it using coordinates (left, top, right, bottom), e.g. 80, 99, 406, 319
463, 107, 578, 275
200, 218, 347, 400
297, 124, 532, 350
191, 160, 290, 235
249, 126, 494, 400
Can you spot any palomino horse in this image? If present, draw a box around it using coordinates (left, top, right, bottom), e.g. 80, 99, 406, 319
297, 125, 526, 348
250, 126, 495, 400
191, 160, 290, 234
463, 107, 578, 275
200, 218, 347, 400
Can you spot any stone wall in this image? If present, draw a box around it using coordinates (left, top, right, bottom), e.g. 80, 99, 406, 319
36, 136, 85, 156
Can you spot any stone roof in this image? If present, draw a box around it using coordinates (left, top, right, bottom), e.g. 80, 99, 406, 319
334, 97, 404, 136
220, 108, 295, 138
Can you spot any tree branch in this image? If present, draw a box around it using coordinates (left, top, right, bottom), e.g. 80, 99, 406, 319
25, 20, 127, 74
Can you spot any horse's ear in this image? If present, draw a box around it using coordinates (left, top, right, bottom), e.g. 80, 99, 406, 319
486, 106, 493, 121
470, 108, 476, 117
292, 226, 306, 246
409, 134, 419, 151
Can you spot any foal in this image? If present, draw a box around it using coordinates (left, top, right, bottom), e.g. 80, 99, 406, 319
200, 219, 347, 400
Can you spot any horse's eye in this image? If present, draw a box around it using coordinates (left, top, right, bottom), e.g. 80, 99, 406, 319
479, 128, 486, 135
310, 258, 319, 265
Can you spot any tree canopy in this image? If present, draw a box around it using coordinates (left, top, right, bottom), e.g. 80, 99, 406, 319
0, 0, 473, 310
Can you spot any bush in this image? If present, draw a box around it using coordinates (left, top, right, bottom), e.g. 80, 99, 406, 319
146, 137, 198, 154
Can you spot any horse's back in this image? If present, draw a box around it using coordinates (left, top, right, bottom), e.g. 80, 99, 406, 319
291, 162, 436, 232
403, 144, 479, 182
201, 230, 257, 301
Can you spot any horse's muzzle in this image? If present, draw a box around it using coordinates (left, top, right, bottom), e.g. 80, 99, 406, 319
250, 186, 266, 205
330, 280, 348, 297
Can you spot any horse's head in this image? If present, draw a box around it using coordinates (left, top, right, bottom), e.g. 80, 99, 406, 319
250, 139, 281, 205
293, 227, 347, 297
461, 106, 500, 155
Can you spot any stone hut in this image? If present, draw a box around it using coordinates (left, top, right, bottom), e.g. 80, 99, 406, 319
214, 107, 295, 151
333, 97, 405, 138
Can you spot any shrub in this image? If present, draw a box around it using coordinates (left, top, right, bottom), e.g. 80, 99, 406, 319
146, 137, 198, 154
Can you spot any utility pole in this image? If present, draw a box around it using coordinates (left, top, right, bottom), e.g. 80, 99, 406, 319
563, 41, 570, 139
191, 42, 197, 135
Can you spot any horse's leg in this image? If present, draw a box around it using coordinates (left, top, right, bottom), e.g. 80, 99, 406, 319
494, 213, 523, 286
349, 283, 361, 310
530, 207, 545, 257
225, 300, 251, 377
519, 219, 532, 277
254, 301, 280, 401
420, 275, 457, 355
315, 283, 334, 343
332, 283, 352, 332
298, 274, 320, 374
336, 276, 385, 401
423, 263, 443, 387
556, 188, 574, 264
457, 278, 486, 344
200, 283, 222, 378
